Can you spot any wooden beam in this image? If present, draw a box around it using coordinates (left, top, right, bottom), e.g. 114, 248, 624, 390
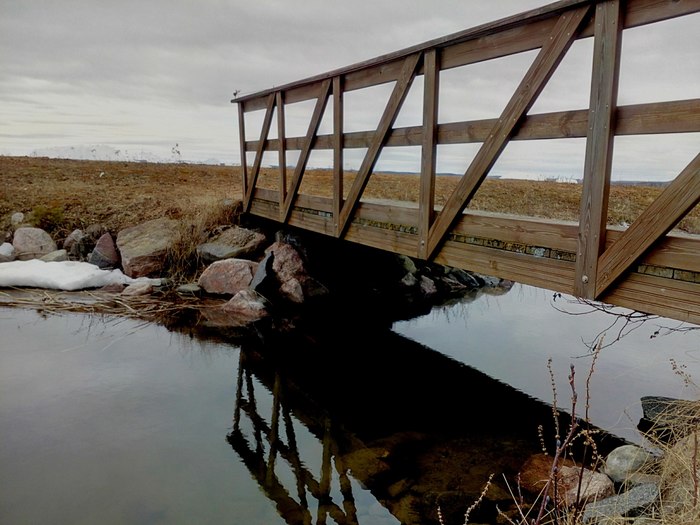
418, 49, 439, 259
575, 0, 623, 298
237, 102, 248, 200
336, 53, 422, 237
333, 76, 344, 237
244, 93, 276, 211
425, 6, 592, 259
247, 99, 700, 151
276, 91, 287, 210
280, 79, 332, 223
595, 152, 700, 296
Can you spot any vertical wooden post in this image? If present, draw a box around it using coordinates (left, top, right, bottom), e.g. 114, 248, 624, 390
333, 76, 344, 237
276, 91, 287, 208
575, 0, 623, 298
419, 49, 439, 260
237, 102, 248, 203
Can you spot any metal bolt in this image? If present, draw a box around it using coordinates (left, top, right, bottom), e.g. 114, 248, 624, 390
582, 275, 589, 284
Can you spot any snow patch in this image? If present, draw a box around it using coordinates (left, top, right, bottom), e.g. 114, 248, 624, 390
0, 260, 161, 291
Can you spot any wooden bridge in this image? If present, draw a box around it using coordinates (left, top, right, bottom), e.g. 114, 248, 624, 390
233, 0, 700, 324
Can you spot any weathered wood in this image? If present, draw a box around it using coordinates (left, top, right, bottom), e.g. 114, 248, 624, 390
426, 6, 591, 259
280, 79, 332, 223
419, 49, 439, 259
246, 99, 700, 151
244, 93, 276, 211
604, 273, 700, 326
596, 152, 700, 296
575, 0, 623, 298
336, 53, 422, 237
238, 102, 248, 199
276, 91, 287, 208
333, 76, 344, 237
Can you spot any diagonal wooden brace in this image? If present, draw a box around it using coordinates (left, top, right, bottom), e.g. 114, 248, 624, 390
424, 5, 592, 259
280, 79, 332, 223
244, 93, 276, 212
336, 52, 422, 237
595, 152, 700, 297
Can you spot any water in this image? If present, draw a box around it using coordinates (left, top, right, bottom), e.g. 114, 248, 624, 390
1, 284, 699, 524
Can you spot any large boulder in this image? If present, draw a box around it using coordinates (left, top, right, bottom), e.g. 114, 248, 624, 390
116, 218, 180, 278
196, 226, 267, 263
197, 258, 258, 295
264, 241, 328, 303
12, 227, 57, 260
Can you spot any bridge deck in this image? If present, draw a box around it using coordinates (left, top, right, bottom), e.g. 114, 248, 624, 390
233, 0, 700, 324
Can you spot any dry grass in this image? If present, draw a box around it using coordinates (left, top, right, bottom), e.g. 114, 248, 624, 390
2, 156, 699, 243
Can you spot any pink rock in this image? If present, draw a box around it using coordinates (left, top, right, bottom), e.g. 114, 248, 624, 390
116, 218, 180, 278
198, 259, 258, 295
267, 241, 307, 282
121, 282, 154, 296
88, 232, 119, 268
222, 289, 268, 321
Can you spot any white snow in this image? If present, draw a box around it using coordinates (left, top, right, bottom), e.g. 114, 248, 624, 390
0, 260, 160, 291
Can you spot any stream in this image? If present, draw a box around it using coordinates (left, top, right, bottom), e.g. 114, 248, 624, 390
1, 283, 698, 524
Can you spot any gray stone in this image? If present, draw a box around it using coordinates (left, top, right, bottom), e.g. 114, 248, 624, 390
12, 227, 57, 260
396, 254, 418, 275
196, 226, 266, 263
197, 258, 258, 295
583, 483, 659, 523
88, 232, 119, 269
176, 283, 202, 295
0, 242, 16, 262
40, 249, 69, 262
446, 267, 483, 288
116, 218, 180, 278
250, 251, 276, 294
63, 229, 90, 260
400, 273, 418, 287
11, 212, 25, 225
604, 445, 653, 483
420, 275, 437, 296
121, 282, 154, 296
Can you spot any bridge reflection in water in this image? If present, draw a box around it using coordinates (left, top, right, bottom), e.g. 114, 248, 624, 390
226, 322, 625, 525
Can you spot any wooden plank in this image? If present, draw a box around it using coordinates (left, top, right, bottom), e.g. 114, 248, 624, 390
280, 79, 332, 223
575, 0, 623, 298
611, 231, 700, 273
426, 6, 592, 259
419, 49, 439, 259
244, 93, 276, 211
237, 102, 248, 199
596, 152, 700, 296
333, 76, 344, 237
247, 99, 700, 151
435, 241, 577, 293
454, 212, 579, 252
336, 53, 422, 237
276, 91, 287, 209
603, 273, 700, 325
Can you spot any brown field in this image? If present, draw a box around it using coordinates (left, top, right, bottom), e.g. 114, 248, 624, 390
1, 155, 698, 242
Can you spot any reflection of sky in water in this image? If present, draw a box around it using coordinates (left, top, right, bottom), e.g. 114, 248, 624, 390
394, 283, 700, 444
0, 307, 400, 525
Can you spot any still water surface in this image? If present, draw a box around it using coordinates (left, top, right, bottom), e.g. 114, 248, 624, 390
1, 284, 698, 524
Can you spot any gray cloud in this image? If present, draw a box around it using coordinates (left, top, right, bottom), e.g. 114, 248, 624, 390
0, 1, 697, 178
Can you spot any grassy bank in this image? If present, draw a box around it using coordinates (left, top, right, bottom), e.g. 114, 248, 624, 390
2, 155, 698, 240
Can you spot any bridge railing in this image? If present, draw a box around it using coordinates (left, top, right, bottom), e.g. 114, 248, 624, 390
233, 0, 700, 323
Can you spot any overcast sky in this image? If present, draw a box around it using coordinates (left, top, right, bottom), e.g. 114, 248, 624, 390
1, 1, 697, 180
